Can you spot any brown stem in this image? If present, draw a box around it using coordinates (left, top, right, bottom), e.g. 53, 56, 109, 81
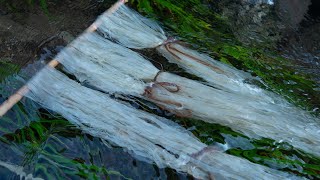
165, 43, 225, 74
143, 81, 192, 118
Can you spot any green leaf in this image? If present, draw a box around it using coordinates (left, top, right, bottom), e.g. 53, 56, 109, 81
0, 61, 20, 83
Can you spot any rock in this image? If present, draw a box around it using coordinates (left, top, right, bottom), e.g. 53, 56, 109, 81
219, 0, 311, 47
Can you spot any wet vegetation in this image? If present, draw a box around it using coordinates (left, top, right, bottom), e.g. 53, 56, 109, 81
176, 117, 320, 179
1, 0, 320, 179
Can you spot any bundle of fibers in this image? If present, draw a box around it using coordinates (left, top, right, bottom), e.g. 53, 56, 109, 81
152, 72, 320, 157
55, 31, 320, 157
55, 32, 158, 95
19, 66, 300, 180
96, 4, 272, 101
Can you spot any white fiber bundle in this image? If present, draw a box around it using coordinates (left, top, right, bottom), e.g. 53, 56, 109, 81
58, 48, 146, 95
157, 43, 250, 82
65, 32, 159, 81
97, 4, 277, 101
94, 3, 320, 157
22, 66, 300, 180
55, 32, 159, 95
151, 72, 320, 157
157, 43, 270, 99
53, 30, 320, 157
98, 5, 166, 49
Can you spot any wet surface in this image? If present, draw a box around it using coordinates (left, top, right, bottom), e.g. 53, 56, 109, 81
220, 0, 320, 85
1, 0, 320, 179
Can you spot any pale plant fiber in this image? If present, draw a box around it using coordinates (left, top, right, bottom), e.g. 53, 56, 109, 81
95, 3, 320, 157
98, 5, 166, 49
54, 28, 320, 157
20, 66, 299, 179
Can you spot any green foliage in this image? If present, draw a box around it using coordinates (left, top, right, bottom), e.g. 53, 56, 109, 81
130, 0, 232, 43
39, 0, 49, 15
228, 141, 320, 178
174, 117, 245, 144
0, 103, 39, 136
0, 61, 20, 83
1, 115, 78, 178
77, 163, 132, 180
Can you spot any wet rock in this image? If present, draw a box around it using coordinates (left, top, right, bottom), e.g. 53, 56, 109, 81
276, 0, 311, 28
0, 8, 8, 15
277, 0, 320, 85
219, 0, 311, 47
220, 0, 279, 46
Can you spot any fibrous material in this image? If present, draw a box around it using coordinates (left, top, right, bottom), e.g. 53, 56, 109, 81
20, 66, 300, 179
97, 4, 257, 97
98, 5, 166, 49
94, 3, 320, 157
2, 1, 318, 178
53, 28, 320, 157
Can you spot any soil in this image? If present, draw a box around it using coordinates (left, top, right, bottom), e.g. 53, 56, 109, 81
0, 0, 110, 67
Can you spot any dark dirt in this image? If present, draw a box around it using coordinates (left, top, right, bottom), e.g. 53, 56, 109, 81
0, 0, 110, 67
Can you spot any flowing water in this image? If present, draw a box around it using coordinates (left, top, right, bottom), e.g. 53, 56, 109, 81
0, 0, 320, 179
